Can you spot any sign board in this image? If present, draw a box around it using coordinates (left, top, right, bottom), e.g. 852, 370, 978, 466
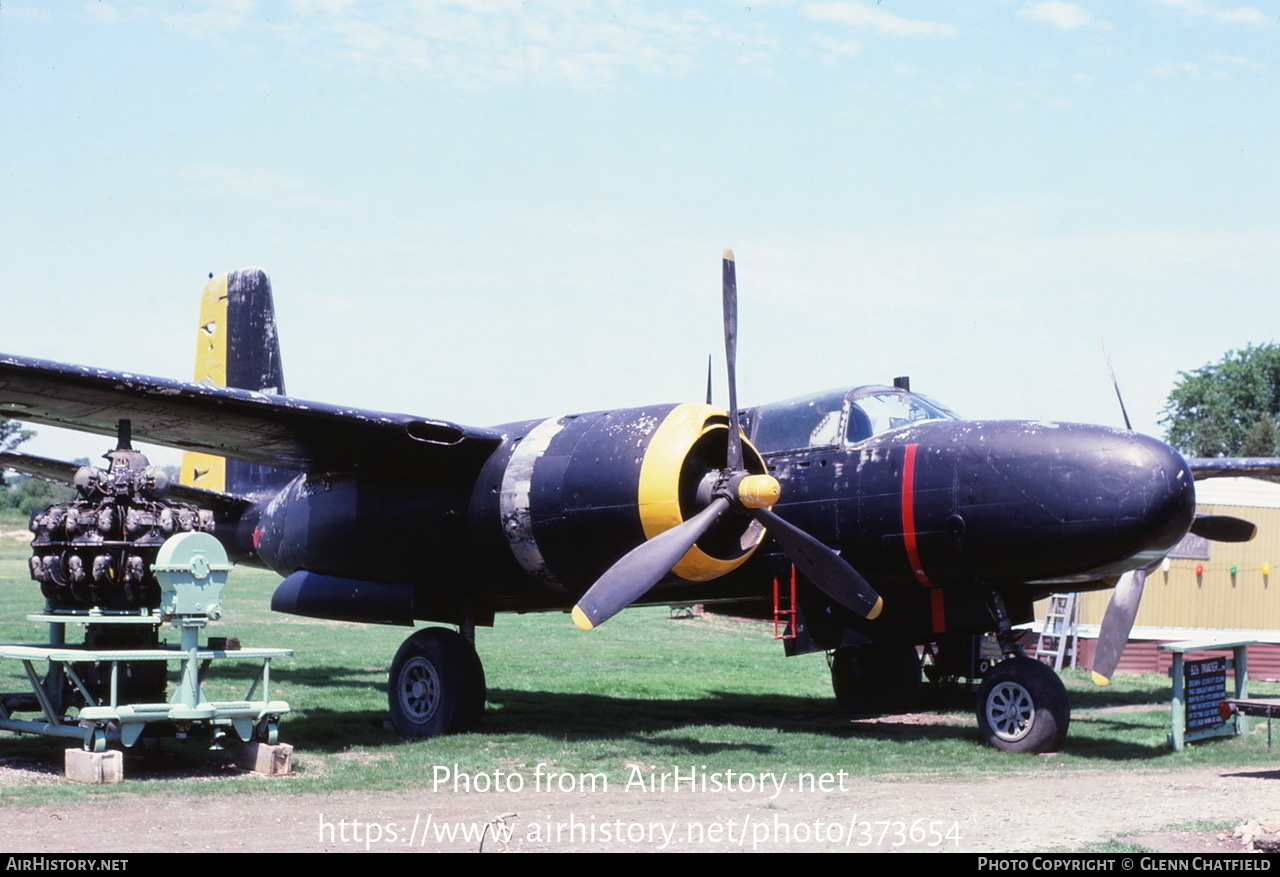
1184, 656, 1227, 731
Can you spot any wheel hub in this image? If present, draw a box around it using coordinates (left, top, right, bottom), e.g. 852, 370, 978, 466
400, 656, 441, 721
986, 681, 1034, 742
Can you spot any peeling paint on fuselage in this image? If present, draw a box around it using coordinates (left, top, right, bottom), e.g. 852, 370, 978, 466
761, 417, 1193, 593
80, 363, 1195, 635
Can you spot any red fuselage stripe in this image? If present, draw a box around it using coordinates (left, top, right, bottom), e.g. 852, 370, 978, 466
901, 443, 946, 632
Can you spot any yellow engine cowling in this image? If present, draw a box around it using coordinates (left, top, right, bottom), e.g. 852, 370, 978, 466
490, 402, 770, 593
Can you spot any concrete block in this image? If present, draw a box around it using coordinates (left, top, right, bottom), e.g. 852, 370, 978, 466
64, 748, 124, 784
236, 741, 293, 775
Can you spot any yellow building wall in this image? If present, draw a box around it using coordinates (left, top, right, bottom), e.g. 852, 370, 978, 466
1074, 500, 1280, 631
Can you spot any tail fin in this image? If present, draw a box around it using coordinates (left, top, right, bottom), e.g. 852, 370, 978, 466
181, 269, 293, 496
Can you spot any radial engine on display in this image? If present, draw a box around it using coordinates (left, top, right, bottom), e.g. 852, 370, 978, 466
27, 423, 214, 612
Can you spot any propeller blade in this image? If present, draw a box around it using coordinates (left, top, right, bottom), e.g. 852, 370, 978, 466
752, 506, 883, 619
572, 497, 731, 631
722, 249, 743, 472
1091, 568, 1146, 686
1189, 514, 1257, 543
1101, 338, 1133, 432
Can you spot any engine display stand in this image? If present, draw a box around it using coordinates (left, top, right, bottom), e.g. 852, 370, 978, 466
0, 533, 291, 755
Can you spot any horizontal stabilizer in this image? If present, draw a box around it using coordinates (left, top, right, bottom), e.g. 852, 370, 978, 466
0, 450, 250, 515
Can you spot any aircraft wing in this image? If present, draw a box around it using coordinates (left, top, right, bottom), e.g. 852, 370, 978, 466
1186, 457, 1280, 479
0, 451, 253, 515
0, 449, 255, 515
0, 354, 504, 473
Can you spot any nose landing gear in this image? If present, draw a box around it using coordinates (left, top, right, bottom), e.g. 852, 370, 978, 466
976, 657, 1070, 753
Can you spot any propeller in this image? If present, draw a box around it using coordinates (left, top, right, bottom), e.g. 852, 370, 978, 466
722, 251, 743, 472
1089, 342, 1259, 683
1101, 338, 1132, 432
1090, 567, 1148, 686
1092, 510, 1257, 685
572, 250, 884, 631
572, 498, 731, 631
1189, 514, 1256, 543
1086, 342, 1145, 683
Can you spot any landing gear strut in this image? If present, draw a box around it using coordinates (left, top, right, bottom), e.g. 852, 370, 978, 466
387, 627, 485, 737
975, 592, 1070, 753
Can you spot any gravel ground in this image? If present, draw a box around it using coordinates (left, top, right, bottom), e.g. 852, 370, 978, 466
1, 754, 1276, 853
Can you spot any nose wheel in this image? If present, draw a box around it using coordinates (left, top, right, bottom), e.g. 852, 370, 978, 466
975, 657, 1069, 753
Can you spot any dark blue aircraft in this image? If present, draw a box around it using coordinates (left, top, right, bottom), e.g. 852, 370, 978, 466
0, 253, 1251, 753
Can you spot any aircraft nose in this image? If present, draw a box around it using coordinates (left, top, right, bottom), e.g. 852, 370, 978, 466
956, 422, 1195, 580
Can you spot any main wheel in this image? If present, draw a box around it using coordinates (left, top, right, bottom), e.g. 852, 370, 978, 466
976, 657, 1069, 753
830, 643, 922, 714
388, 628, 486, 737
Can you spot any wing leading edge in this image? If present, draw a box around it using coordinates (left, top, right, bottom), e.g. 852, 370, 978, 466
1186, 457, 1280, 479
0, 354, 503, 474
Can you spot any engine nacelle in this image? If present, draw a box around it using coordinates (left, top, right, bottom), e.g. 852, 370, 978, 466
483, 402, 769, 595
263, 402, 773, 624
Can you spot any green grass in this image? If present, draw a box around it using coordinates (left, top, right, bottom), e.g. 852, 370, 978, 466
1064, 840, 1158, 853
0, 526, 1277, 807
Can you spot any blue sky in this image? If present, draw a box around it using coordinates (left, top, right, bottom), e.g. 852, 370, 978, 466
2, 1, 1276, 466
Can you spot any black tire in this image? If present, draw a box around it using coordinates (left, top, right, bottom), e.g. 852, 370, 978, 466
976, 657, 1070, 753
831, 643, 922, 714
388, 628, 486, 737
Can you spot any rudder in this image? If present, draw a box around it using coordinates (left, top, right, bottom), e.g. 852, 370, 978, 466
181, 269, 292, 495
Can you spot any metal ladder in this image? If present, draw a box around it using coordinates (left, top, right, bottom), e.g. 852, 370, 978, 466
1036, 593, 1079, 670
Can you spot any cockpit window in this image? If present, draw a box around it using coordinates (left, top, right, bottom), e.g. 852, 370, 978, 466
750, 389, 846, 452
846, 389, 956, 443
750, 386, 958, 452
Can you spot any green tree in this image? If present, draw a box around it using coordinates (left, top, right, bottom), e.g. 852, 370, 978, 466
1, 419, 32, 453
0, 419, 40, 514
2, 475, 73, 516
1161, 343, 1280, 457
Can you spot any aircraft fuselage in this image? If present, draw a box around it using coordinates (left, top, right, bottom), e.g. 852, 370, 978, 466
258, 388, 1196, 648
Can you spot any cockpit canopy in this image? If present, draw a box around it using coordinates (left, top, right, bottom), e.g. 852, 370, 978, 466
748, 385, 959, 453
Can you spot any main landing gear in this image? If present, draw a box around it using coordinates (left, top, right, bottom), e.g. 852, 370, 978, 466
387, 627, 485, 737
829, 643, 922, 714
